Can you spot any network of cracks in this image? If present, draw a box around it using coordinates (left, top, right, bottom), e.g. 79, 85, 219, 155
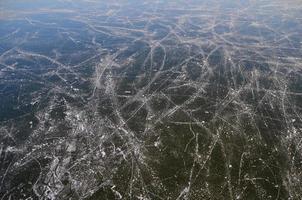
0, 0, 302, 199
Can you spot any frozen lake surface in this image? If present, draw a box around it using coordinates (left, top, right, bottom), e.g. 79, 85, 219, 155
0, 0, 302, 199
